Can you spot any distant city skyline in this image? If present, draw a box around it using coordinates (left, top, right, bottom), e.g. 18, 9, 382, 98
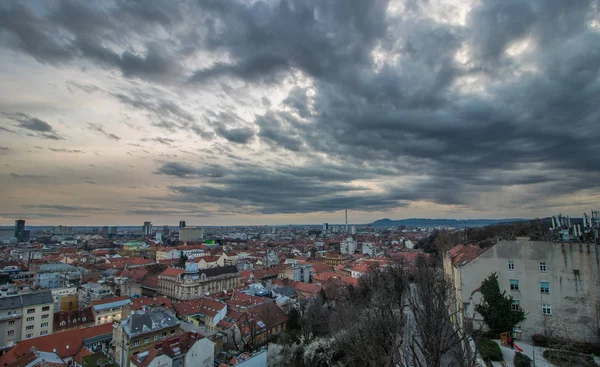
1, 1, 599, 226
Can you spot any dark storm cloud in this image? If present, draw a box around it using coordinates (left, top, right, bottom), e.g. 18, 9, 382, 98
214, 125, 255, 144
155, 162, 226, 178
3, 0, 600, 216
154, 160, 409, 214
87, 123, 121, 141
187, 0, 600, 210
0, 1, 185, 81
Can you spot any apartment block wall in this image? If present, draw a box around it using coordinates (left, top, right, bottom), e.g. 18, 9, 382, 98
459, 240, 600, 341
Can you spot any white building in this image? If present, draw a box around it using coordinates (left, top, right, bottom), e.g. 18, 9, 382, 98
444, 239, 600, 341
340, 236, 357, 255
362, 242, 375, 256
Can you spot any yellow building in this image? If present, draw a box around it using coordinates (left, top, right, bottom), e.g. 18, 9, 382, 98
91, 296, 132, 325
113, 308, 181, 367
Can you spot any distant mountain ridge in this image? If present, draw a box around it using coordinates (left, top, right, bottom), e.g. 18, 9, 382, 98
370, 218, 527, 227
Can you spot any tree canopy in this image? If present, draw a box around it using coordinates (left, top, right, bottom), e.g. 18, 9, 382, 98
475, 273, 525, 335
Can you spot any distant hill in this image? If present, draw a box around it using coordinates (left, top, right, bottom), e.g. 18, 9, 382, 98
370, 218, 527, 228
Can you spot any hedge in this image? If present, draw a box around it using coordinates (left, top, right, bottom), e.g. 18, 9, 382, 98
513, 352, 532, 367
532, 333, 600, 355
477, 338, 503, 362
542, 350, 597, 367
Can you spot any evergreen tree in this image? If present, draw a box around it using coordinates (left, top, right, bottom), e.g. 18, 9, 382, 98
476, 272, 525, 335
176, 251, 188, 268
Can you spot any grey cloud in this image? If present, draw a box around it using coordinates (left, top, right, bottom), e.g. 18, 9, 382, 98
10, 173, 54, 180
22, 204, 114, 212
144, 137, 176, 146
155, 162, 226, 178
3, 112, 63, 140
87, 123, 121, 141
215, 125, 255, 144
48, 148, 85, 153
66, 81, 101, 94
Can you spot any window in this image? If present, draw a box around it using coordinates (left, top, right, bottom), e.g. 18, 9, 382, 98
539, 262, 547, 272
8, 321, 14, 326
510, 279, 519, 291
162, 332, 167, 338
171, 329, 175, 335
40, 331, 48, 336
542, 304, 552, 315
26, 317, 34, 322
540, 282, 550, 294
27, 309, 35, 314
513, 326, 522, 333
42, 306, 50, 312
7, 330, 14, 336
134, 340, 140, 347
508, 260, 515, 271
41, 322, 48, 328
25, 325, 34, 331
511, 300, 521, 311
144, 337, 149, 343
42, 314, 49, 319
25, 334, 33, 339
153, 335, 159, 341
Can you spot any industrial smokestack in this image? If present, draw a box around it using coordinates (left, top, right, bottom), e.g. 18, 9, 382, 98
345, 207, 348, 233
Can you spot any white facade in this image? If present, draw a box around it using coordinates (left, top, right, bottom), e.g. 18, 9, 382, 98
362, 243, 375, 256
340, 237, 357, 255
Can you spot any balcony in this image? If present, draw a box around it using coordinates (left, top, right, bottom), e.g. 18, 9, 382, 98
0, 312, 22, 321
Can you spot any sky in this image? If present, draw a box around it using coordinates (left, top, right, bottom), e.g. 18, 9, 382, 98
0, 0, 600, 226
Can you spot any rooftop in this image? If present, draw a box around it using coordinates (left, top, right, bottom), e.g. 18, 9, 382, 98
122, 308, 180, 337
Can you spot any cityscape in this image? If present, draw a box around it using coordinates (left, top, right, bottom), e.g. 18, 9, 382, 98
1, 1, 600, 367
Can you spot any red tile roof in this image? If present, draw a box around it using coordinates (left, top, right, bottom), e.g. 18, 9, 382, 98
0, 324, 112, 366
175, 297, 226, 318
130, 296, 173, 311
447, 244, 487, 266
160, 267, 185, 277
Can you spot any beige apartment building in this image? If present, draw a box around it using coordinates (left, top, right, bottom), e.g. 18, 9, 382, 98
0, 291, 54, 351
444, 239, 600, 341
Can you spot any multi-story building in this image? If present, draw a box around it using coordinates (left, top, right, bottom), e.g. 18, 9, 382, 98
113, 308, 181, 367
158, 263, 240, 301
175, 297, 227, 330
444, 239, 600, 341
179, 227, 204, 242
340, 236, 357, 255
142, 222, 153, 236
78, 283, 113, 306
91, 296, 132, 325
14, 220, 25, 243
51, 287, 77, 311
130, 331, 214, 367
0, 290, 54, 351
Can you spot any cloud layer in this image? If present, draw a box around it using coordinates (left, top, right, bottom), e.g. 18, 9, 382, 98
0, 0, 599, 224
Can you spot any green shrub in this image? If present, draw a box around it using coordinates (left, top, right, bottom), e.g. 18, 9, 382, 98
477, 338, 503, 361
513, 352, 532, 367
532, 333, 600, 355
542, 350, 597, 367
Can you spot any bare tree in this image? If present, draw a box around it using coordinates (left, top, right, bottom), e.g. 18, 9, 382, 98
408, 256, 480, 367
